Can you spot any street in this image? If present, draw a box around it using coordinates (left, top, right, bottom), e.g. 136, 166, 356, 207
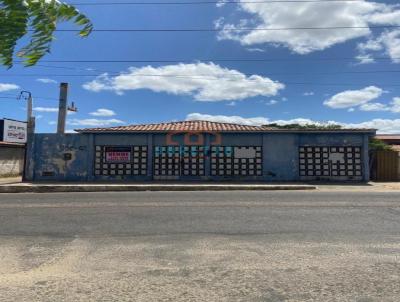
0, 191, 400, 301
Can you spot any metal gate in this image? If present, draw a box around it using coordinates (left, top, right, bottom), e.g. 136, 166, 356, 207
153, 146, 205, 177
299, 146, 363, 179
94, 145, 148, 176
373, 150, 399, 181
211, 146, 262, 176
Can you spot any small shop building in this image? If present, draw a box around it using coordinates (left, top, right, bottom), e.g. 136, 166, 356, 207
25, 120, 375, 182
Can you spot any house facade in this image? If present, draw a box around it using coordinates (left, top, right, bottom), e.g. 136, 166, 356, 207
25, 120, 375, 182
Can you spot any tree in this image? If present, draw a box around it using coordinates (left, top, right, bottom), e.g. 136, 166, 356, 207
264, 123, 343, 130
0, 0, 92, 68
369, 138, 393, 151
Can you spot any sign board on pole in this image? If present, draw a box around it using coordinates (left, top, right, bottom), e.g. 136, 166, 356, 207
0, 119, 28, 143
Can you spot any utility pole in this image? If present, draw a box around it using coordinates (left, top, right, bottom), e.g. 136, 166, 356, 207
57, 83, 69, 134
19, 91, 35, 182
19, 91, 35, 134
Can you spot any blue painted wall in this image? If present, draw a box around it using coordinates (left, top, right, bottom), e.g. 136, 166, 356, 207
26, 132, 371, 182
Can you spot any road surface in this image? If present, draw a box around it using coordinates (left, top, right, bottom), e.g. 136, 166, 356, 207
0, 191, 399, 301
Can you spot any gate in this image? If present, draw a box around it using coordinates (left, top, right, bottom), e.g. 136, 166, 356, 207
153, 146, 205, 178
372, 150, 400, 181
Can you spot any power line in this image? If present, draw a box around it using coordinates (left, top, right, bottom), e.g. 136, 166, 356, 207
69, 0, 371, 5
15, 57, 399, 63
0, 95, 57, 101
18, 25, 400, 32
1, 75, 399, 87
4, 70, 400, 77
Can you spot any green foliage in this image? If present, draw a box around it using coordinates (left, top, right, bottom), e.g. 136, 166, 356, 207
264, 123, 343, 130
369, 138, 393, 151
0, 0, 92, 67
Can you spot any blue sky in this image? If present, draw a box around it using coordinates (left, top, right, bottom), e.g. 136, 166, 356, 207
1, 0, 400, 133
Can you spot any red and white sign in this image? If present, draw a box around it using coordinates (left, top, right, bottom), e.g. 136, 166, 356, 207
106, 151, 131, 163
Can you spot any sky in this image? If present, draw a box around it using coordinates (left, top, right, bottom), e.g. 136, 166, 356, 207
1, 0, 400, 133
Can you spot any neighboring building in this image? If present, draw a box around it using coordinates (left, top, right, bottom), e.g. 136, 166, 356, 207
0, 119, 27, 144
0, 119, 27, 177
373, 134, 400, 181
0, 141, 25, 177
375, 135, 400, 152
25, 120, 375, 182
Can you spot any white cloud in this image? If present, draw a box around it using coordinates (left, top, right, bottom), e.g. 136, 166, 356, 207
389, 97, 400, 113
216, 1, 400, 56
33, 107, 59, 112
216, 0, 227, 7
355, 54, 376, 64
186, 113, 269, 126
82, 62, 284, 102
67, 118, 125, 127
36, 78, 57, 84
303, 92, 314, 96
266, 99, 278, 105
89, 108, 116, 117
33, 107, 75, 115
359, 102, 390, 112
357, 29, 400, 63
246, 47, 266, 53
186, 113, 336, 127
186, 113, 400, 133
326, 90, 400, 113
0, 83, 19, 92
324, 86, 383, 109
345, 119, 400, 134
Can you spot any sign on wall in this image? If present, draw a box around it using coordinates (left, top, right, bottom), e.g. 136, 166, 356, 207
105, 147, 131, 163
0, 119, 27, 143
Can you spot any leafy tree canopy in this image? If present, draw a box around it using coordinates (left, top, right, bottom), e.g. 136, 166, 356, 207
369, 138, 393, 151
0, 0, 92, 67
264, 123, 343, 130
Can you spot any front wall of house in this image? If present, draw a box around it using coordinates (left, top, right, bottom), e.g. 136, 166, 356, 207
27, 132, 370, 182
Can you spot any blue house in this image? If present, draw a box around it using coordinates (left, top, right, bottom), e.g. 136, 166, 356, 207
25, 120, 375, 182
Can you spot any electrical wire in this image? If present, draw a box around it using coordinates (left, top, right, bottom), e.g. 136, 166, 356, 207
69, 0, 376, 5
16, 25, 400, 32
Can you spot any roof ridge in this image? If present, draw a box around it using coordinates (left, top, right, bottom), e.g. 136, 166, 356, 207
109, 120, 264, 128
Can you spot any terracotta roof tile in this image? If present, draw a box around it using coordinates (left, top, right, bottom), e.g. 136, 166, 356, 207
76, 120, 273, 133
75, 120, 376, 134
376, 135, 400, 140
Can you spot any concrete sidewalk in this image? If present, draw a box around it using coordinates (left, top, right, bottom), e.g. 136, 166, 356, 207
0, 182, 317, 193
1, 179, 399, 193
0, 177, 22, 185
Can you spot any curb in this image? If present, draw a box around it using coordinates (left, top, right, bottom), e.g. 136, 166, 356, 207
0, 184, 317, 193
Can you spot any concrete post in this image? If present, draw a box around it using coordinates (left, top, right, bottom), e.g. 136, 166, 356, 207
87, 134, 95, 181
204, 134, 211, 179
147, 134, 154, 180
23, 94, 35, 181
363, 134, 371, 182
27, 95, 33, 132
57, 83, 69, 134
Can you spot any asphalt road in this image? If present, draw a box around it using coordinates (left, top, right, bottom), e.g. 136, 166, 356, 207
0, 191, 400, 302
